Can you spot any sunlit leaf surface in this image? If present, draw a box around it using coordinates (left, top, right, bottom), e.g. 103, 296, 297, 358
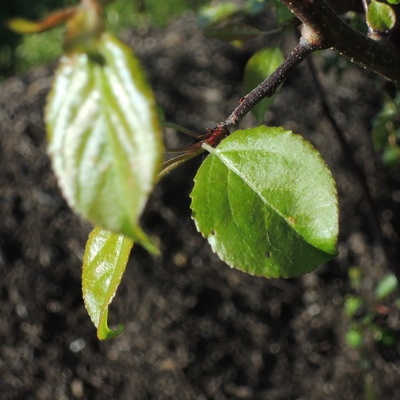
82, 226, 133, 340
191, 126, 338, 278
367, 1, 396, 31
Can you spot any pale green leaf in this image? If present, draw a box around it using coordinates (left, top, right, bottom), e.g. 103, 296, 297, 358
387, 0, 400, 5
344, 295, 364, 317
46, 33, 163, 252
346, 327, 364, 348
375, 273, 398, 300
243, 48, 284, 123
82, 226, 133, 340
197, 3, 240, 28
190, 126, 338, 278
367, 1, 396, 31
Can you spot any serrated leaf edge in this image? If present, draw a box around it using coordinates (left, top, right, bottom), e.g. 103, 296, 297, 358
201, 136, 338, 257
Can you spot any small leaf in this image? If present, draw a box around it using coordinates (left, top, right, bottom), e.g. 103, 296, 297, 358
197, 3, 240, 28
243, 47, 284, 123
346, 326, 364, 348
205, 24, 265, 42
46, 33, 163, 251
82, 226, 133, 340
375, 273, 398, 300
344, 295, 364, 317
387, 0, 400, 5
191, 127, 338, 278
367, 1, 396, 32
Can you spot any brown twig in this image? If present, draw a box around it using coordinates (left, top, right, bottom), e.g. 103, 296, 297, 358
222, 38, 317, 126
221, 0, 399, 128
280, 0, 400, 87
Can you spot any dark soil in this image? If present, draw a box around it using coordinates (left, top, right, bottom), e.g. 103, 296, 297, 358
1, 13, 400, 400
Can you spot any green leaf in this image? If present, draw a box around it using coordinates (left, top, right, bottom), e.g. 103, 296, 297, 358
348, 266, 362, 289
374, 327, 397, 346
344, 295, 364, 317
387, 0, 400, 5
190, 126, 338, 278
367, 1, 396, 31
375, 273, 398, 300
243, 48, 284, 123
197, 3, 240, 28
383, 146, 400, 166
346, 326, 364, 348
82, 226, 133, 340
46, 33, 163, 252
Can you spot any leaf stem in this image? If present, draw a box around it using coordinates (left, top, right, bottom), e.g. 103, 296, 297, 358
158, 147, 204, 180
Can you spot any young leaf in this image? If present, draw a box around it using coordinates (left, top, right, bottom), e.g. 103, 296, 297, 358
46, 33, 163, 252
82, 226, 133, 340
375, 273, 398, 300
367, 1, 396, 32
344, 295, 364, 317
243, 48, 284, 123
197, 3, 240, 28
346, 326, 364, 348
190, 126, 338, 278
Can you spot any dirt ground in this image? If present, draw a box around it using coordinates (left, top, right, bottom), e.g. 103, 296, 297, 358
0, 13, 400, 400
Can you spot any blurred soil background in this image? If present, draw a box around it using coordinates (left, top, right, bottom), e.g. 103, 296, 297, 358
1, 2, 400, 399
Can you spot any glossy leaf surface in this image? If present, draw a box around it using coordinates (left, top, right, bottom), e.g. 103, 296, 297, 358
197, 3, 240, 28
375, 273, 398, 300
46, 33, 163, 251
191, 126, 338, 278
82, 226, 133, 340
367, 1, 396, 31
243, 48, 284, 123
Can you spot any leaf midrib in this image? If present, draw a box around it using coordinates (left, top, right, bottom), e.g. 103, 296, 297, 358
202, 143, 326, 252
